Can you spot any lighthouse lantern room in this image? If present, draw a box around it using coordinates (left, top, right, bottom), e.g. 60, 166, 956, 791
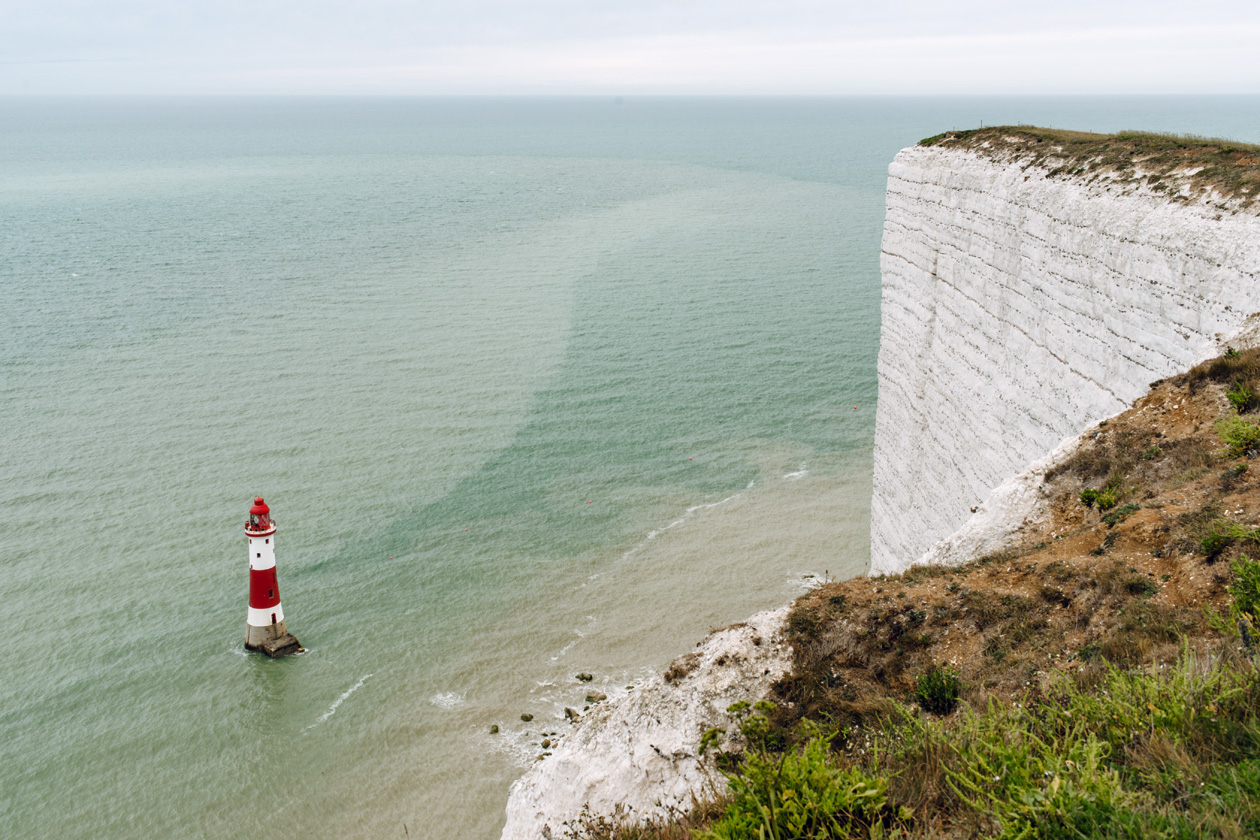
244, 497, 302, 658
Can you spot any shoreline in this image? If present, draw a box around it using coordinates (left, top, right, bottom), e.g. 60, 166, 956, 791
500, 608, 793, 840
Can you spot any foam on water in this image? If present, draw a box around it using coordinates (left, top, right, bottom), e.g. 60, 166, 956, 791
428, 691, 467, 710
308, 674, 374, 729
636, 491, 747, 548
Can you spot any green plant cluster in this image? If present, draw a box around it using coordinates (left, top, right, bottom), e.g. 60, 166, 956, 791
914, 665, 962, 715
1217, 414, 1260, 458
724, 699, 785, 754
1228, 555, 1260, 621
1077, 470, 1130, 512
1227, 381, 1256, 413
878, 650, 1260, 839
1198, 519, 1260, 559
701, 735, 901, 840
1079, 487, 1121, 511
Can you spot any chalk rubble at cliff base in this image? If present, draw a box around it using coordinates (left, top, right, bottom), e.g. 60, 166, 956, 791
500, 607, 791, 840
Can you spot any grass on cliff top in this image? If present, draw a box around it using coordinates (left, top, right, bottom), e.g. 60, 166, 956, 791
919, 125, 1260, 208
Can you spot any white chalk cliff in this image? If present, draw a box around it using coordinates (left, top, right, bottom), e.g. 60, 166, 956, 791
500, 608, 791, 840
872, 141, 1260, 574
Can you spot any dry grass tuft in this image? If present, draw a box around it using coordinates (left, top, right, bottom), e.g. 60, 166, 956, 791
563, 797, 730, 840
663, 652, 701, 684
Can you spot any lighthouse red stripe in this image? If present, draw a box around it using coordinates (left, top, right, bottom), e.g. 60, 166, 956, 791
249, 567, 281, 609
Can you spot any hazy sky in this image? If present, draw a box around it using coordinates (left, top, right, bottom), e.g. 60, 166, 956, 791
5, 1, 1260, 95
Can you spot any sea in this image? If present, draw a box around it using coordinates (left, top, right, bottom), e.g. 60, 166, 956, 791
3, 95, 1258, 839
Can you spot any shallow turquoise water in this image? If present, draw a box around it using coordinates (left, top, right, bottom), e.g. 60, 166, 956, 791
3, 96, 1258, 838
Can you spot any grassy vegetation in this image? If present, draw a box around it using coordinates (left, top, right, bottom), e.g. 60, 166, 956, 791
918, 126, 1260, 209
1177, 346, 1260, 396
1199, 519, 1260, 560
1048, 424, 1214, 503
914, 664, 962, 715
1228, 555, 1260, 622
702, 735, 897, 840
570, 641, 1260, 840
883, 648, 1260, 839
1217, 415, 1260, 458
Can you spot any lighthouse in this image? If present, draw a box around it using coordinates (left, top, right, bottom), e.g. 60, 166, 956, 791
244, 497, 302, 658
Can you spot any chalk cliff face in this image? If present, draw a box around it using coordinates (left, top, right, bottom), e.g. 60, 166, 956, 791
872, 143, 1260, 574
500, 608, 790, 840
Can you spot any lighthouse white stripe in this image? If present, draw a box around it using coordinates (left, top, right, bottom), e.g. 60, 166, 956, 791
246, 604, 285, 626
247, 537, 276, 570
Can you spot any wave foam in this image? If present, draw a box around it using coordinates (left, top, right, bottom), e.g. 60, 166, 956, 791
429, 691, 467, 710
624, 491, 746, 558
306, 674, 372, 729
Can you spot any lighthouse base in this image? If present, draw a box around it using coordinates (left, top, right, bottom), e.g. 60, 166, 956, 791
245, 621, 303, 658
250, 633, 302, 658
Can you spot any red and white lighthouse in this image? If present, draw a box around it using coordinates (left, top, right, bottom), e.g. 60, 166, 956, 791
244, 497, 302, 658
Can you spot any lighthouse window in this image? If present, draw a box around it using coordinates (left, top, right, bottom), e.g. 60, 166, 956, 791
265, 539, 269, 544
269, 589, 274, 598
256, 552, 261, 558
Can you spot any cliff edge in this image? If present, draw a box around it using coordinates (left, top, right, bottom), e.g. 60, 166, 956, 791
872, 128, 1260, 575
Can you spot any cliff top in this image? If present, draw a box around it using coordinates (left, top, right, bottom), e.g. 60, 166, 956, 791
921, 125, 1260, 209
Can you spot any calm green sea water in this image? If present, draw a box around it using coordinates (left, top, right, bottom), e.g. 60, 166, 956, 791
3, 97, 1258, 839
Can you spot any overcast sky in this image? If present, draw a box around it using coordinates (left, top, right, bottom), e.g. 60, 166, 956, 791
5, 1, 1260, 95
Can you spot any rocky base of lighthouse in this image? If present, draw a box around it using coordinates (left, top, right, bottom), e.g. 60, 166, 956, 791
245, 622, 303, 658
250, 634, 302, 658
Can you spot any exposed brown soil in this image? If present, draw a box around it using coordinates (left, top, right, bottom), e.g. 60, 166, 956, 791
773, 347, 1260, 733
919, 125, 1260, 210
